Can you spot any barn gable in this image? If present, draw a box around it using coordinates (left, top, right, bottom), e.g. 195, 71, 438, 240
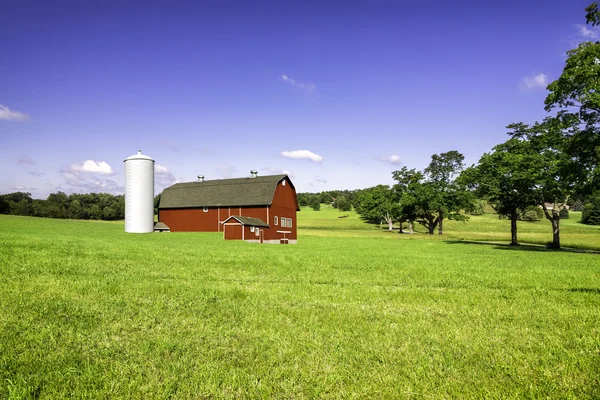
159, 174, 299, 210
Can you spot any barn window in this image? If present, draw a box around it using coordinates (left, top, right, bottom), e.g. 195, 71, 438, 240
255, 229, 259, 237
203, 207, 208, 212
274, 216, 278, 226
288, 219, 293, 228
250, 226, 255, 232
282, 180, 286, 186
280, 217, 285, 227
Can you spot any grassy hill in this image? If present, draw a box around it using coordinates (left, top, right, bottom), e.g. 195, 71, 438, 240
1, 214, 599, 398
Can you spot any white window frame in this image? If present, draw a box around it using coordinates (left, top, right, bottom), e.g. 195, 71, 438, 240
255, 228, 260, 237
274, 216, 278, 226
203, 207, 209, 212
250, 226, 255, 232
288, 218, 293, 228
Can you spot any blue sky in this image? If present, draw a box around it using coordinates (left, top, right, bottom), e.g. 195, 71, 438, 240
1, 0, 597, 198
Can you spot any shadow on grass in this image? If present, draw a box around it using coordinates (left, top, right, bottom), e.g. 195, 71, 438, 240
567, 288, 600, 294
444, 240, 600, 254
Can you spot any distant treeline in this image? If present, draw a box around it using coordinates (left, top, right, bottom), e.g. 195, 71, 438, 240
0, 192, 125, 220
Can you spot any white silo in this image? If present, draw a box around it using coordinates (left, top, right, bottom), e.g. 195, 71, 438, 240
124, 150, 155, 233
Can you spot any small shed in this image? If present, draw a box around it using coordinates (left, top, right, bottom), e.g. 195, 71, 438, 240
154, 222, 171, 232
222, 216, 269, 243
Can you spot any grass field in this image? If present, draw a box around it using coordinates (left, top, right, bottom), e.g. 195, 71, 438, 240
1, 210, 599, 399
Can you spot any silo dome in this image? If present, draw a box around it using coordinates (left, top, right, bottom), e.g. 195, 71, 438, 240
124, 150, 155, 233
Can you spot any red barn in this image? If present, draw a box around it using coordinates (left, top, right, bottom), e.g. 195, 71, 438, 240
158, 172, 299, 244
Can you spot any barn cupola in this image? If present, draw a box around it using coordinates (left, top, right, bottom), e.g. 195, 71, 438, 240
250, 170, 258, 178
197, 175, 204, 182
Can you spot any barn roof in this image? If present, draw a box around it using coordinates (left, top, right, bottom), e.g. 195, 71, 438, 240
159, 174, 296, 209
223, 215, 269, 228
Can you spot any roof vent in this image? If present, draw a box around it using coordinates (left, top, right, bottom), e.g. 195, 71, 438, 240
197, 175, 204, 182
250, 170, 258, 178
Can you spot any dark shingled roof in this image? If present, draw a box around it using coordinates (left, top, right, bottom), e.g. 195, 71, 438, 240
223, 215, 269, 228
159, 174, 292, 209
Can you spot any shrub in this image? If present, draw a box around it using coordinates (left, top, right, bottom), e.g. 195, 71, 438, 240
468, 200, 486, 216
310, 197, 321, 211
559, 207, 569, 219
581, 194, 600, 225
521, 210, 541, 221
519, 206, 543, 221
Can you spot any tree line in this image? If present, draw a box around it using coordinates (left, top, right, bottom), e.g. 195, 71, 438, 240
0, 192, 125, 221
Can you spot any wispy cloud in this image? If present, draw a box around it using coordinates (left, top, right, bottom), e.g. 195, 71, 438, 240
315, 176, 328, 184
520, 73, 549, 90
215, 165, 236, 179
281, 149, 323, 163
60, 160, 121, 193
0, 105, 29, 121
262, 167, 294, 178
576, 23, 600, 39
377, 155, 401, 165
29, 172, 44, 177
155, 163, 179, 190
280, 74, 317, 94
18, 156, 35, 165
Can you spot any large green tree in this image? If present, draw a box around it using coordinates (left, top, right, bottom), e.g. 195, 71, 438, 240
354, 185, 401, 231
506, 113, 582, 249
460, 138, 539, 245
392, 151, 472, 235
544, 2, 600, 196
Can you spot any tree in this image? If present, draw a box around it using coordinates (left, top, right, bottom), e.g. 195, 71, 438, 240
459, 138, 539, 245
423, 150, 472, 235
334, 195, 351, 212
354, 185, 400, 231
391, 167, 423, 234
309, 197, 321, 211
506, 114, 582, 249
581, 191, 600, 225
544, 3, 600, 197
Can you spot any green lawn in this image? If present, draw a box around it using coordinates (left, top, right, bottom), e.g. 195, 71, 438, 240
1, 214, 599, 398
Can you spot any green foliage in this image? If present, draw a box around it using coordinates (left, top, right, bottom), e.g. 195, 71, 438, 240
393, 151, 473, 235
467, 200, 486, 216
519, 206, 544, 221
560, 207, 570, 219
333, 195, 351, 212
581, 192, 600, 225
0, 191, 125, 220
309, 197, 321, 211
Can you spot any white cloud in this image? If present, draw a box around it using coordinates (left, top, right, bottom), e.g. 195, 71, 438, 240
18, 156, 35, 165
377, 155, 401, 165
315, 176, 328, 184
281, 149, 323, 163
520, 73, 549, 90
0, 105, 29, 121
280, 74, 317, 94
71, 160, 115, 175
60, 160, 120, 193
576, 23, 600, 39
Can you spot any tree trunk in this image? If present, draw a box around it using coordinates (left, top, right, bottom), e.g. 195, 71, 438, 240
541, 203, 561, 249
551, 211, 561, 249
388, 219, 393, 231
438, 216, 443, 235
510, 209, 518, 246
409, 222, 413, 234
398, 221, 403, 234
